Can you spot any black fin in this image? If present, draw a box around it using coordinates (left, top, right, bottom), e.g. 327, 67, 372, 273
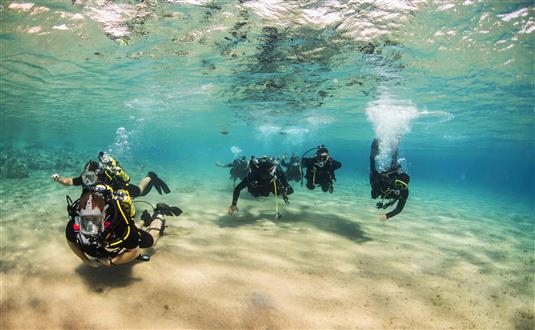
141, 209, 152, 227
170, 206, 182, 216
158, 178, 171, 194
147, 171, 163, 194
153, 180, 163, 194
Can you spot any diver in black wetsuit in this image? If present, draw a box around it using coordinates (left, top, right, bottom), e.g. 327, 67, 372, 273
52, 152, 170, 198
302, 147, 342, 193
369, 138, 410, 221
215, 156, 249, 186
65, 186, 182, 267
280, 153, 302, 182
227, 156, 293, 218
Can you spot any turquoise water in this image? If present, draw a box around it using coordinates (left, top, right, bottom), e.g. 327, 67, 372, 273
1, 1, 534, 328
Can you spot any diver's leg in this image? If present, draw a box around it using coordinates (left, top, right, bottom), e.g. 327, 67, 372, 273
146, 215, 164, 246
127, 184, 141, 198
137, 176, 152, 196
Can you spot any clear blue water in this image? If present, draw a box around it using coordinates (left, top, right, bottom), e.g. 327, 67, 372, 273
1, 1, 534, 328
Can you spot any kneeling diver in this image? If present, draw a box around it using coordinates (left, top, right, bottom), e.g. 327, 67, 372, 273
227, 156, 293, 219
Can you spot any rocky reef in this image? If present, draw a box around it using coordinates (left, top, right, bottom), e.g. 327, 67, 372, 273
0, 145, 85, 179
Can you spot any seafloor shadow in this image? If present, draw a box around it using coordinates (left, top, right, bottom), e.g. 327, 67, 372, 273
75, 263, 142, 291
217, 206, 371, 243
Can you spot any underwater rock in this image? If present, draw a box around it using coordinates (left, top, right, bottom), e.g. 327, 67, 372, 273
360, 42, 375, 55
3, 158, 29, 179
0, 147, 86, 179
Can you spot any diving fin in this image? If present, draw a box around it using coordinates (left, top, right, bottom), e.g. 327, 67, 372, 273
169, 206, 182, 216
147, 171, 171, 194
141, 209, 152, 227
147, 171, 163, 194
157, 178, 171, 194
153, 182, 163, 194
155, 203, 182, 217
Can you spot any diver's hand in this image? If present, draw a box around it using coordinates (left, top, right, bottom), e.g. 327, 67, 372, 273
51, 173, 60, 182
283, 196, 290, 206
379, 214, 388, 222
227, 205, 238, 215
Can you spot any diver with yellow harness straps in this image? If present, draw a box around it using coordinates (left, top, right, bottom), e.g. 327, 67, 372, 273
370, 138, 410, 221
65, 184, 182, 267
227, 156, 294, 219
52, 151, 171, 218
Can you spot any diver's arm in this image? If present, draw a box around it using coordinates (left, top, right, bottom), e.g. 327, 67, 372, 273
385, 189, 409, 220
331, 159, 342, 170
111, 247, 141, 265
216, 162, 232, 168
67, 241, 98, 267
52, 174, 81, 186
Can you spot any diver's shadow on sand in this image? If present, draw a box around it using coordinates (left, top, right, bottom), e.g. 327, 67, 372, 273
217, 206, 371, 243
75, 263, 142, 292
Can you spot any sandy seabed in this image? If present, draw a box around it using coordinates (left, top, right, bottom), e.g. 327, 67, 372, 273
1, 171, 534, 329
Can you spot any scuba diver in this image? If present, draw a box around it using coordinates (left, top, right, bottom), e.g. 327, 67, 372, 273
215, 156, 249, 186
280, 153, 302, 182
301, 146, 342, 193
227, 156, 294, 219
52, 151, 170, 217
369, 138, 410, 221
65, 184, 182, 267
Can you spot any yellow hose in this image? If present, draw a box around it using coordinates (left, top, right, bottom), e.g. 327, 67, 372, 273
273, 180, 278, 215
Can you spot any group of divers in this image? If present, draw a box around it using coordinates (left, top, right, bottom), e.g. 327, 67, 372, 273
51, 139, 409, 268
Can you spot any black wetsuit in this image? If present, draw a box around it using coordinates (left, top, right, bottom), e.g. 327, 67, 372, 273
280, 157, 302, 182
369, 139, 410, 220
302, 157, 342, 192
65, 199, 153, 259
231, 166, 293, 206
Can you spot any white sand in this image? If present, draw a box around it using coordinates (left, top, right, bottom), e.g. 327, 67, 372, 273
1, 171, 534, 329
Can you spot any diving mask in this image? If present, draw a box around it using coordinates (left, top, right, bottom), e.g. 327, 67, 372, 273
315, 153, 329, 167
81, 170, 98, 186
78, 194, 107, 236
79, 215, 104, 235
